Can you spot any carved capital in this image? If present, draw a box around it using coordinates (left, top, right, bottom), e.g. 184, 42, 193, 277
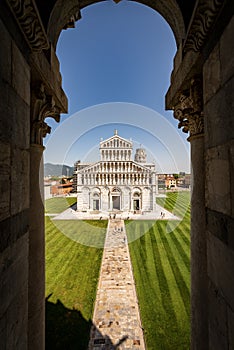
173, 78, 204, 141
6, 0, 49, 52
31, 83, 61, 145
63, 10, 81, 30
183, 0, 225, 53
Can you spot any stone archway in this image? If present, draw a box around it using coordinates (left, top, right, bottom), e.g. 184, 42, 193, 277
47, 0, 186, 49
1, 1, 234, 350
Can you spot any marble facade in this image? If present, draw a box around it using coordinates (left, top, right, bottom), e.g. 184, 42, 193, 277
76, 131, 158, 213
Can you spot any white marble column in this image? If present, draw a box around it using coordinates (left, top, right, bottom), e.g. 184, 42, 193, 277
77, 173, 81, 186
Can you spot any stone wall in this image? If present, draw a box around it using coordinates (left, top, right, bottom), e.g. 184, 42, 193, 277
203, 14, 234, 349
0, 17, 30, 349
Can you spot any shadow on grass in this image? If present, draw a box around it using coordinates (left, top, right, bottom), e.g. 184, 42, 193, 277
46, 295, 91, 350
46, 295, 129, 350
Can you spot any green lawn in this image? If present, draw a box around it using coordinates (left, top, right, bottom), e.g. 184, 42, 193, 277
45, 196, 77, 213
156, 191, 190, 219
45, 216, 107, 349
126, 192, 191, 350
45, 193, 191, 349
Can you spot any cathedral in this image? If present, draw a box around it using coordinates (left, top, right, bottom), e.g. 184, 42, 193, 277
76, 130, 158, 213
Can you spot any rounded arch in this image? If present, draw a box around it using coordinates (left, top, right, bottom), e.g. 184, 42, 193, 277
47, 0, 185, 48
132, 186, 142, 194
91, 187, 101, 195
111, 186, 121, 193
81, 186, 90, 192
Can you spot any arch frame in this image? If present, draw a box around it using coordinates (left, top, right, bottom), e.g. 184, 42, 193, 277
47, 0, 186, 48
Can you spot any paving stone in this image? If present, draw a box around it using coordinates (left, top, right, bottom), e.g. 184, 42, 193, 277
88, 219, 146, 349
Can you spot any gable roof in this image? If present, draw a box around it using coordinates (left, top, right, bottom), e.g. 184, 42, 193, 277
100, 132, 132, 148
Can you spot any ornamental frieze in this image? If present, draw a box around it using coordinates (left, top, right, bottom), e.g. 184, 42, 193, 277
6, 0, 49, 51
184, 0, 225, 53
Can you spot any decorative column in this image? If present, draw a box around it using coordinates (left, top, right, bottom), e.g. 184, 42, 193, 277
30, 83, 60, 350
173, 77, 208, 350
155, 173, 158, 195
77, 173, 81, 186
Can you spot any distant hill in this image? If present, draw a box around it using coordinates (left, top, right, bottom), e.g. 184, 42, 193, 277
44, 163, 74, 177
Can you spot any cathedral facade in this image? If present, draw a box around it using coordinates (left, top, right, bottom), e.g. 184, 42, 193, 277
76, 131, 158, 213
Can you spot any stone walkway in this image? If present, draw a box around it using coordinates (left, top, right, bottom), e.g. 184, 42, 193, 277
88, 219, 145, 350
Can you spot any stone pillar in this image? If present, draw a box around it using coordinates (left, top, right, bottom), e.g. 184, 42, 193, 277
29, 84, 61, 350
174, 77, 208, 350
29, 144, 45, 350
155, 174, 158, 195
77, 173, 81, 185
152, 186, 157, 212
130, 192, 133, 211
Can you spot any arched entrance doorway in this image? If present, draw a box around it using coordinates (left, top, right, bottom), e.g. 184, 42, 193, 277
132, 189, 141, 211
111, 187, 121, 210
43, 3, 200, 350
92, 189, 101, 211
44, 4, 206, 348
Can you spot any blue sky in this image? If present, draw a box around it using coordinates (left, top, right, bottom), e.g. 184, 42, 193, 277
44, 1, 190, 173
